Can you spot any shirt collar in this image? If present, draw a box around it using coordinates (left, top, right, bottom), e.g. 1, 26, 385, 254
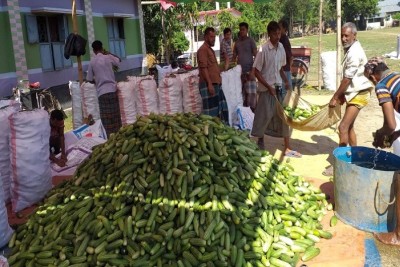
379, 70, 393, 82
267, 40, 278, 50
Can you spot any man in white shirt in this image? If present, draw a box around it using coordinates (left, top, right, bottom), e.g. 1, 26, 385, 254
251, 21, 301, 158
324, 22, 373, 176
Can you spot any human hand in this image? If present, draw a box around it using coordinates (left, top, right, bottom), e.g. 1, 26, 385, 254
61, 153, 67, 162
207, 83, 215, 96
329, 97, 338, 108
373, 130, 391, 148
268, 86, 276, 96
55, 158, 66, 167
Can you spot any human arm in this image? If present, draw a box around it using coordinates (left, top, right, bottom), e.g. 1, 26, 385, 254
330, 51, 359, 107
232, 43, 238, 64
254, 67, 276, 96
49, 153, 66, 167
329, 78, 351, 107
221, 41, 230, 71
373, 101, 397, 148
59, 125, 67, 162
251, 39, 258, 58
280, 67, 289, 90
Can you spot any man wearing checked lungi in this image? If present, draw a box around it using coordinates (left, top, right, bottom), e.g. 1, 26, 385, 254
197, 27, 229, 124
87, 40, 122, 138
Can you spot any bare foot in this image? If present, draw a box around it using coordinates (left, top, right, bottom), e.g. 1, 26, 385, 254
374, 232, 400, 246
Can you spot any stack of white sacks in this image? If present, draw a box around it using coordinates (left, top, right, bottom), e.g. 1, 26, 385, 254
70, 69, 204, 129
70, 65, 251, 130
0, 101, 53, 247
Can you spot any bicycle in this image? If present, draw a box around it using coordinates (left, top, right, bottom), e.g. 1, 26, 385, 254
290, 46, 312, 95
291, 58, 309, 94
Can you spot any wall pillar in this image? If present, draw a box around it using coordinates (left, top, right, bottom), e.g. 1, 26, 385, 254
137, 0, 147, 74
84, 0, 95, 58
7, 0, 29, 84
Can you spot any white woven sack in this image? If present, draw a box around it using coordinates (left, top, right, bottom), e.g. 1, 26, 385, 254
156, 64, 173, 85
69, 81, 83, 129
0, 103, 20, 203
235, 106, 254, 131
117, 79, 137, 125
0, 178, 13, 248
321, 51, 337, 91
81, 82, 100, 121
0, 100, 17, 109
181, 70, 202, 114
9, 109, 52, 212
134, 76, 159, 116
158, 74, 183, 114
221, 65, 243, 126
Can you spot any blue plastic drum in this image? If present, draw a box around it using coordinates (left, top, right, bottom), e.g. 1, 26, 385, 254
333, 146, 400, 232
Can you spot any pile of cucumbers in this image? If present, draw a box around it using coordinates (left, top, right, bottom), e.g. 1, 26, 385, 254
7, 113, 332, 267
283, 105, 321, 121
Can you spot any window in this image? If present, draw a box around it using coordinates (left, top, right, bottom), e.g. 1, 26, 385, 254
107, 18, 126, 59
194, 26, 205, 42
33, 15, 72, 71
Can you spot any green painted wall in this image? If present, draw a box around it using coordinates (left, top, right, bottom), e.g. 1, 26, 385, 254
21, 14, 41, 69
124, 19, 142, 55
93, 17, 109, 50
93, 17, 142, 56
0, 12, 15, 73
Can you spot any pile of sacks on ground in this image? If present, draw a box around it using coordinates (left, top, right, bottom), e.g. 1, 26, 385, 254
70, 65, 254, 130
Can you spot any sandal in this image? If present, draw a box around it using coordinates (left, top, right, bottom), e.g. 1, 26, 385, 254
322, 166, 334, 176
285, 150, 302, 158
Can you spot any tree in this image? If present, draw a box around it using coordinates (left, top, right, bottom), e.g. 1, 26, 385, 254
326, 0, 379, 30
142, 2, 211, 62
170, 31, 190, 55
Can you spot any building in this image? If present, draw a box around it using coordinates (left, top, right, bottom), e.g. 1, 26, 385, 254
183, 8, 241, 60
0, 0, 146, 103
366, 0, 400, 30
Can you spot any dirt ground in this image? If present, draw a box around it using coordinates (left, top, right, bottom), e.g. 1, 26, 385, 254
261, 90, 400, 267
263, 91, 385, 180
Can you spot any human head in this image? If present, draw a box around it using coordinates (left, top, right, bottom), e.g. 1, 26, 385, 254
50, 109, 64, 127
92, 40, 103, 54
171, 61, 179, 69
223, 28, 232, 40
341, 22, 357, 49
204, 27, 216, 47
239, 22, 249, 38
278, 19, 289, 34
364, 57, 389, 85
267, 21, 281, 46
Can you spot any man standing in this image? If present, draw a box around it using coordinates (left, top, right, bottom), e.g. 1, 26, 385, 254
220, 28, 234, 71
233, 22, 258, 111
278, 19, 293, 94
324, 22, 373, 176
364, 57, 400, 245
86, 40, 122, 138
197, 27, 229, 124
251, 21, 301, 157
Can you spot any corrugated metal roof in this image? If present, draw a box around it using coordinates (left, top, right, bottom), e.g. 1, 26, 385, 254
377, 0, 400, 17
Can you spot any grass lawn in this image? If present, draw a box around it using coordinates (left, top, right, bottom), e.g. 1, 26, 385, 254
290, 27, 400, 88
64, 109, 73, 132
